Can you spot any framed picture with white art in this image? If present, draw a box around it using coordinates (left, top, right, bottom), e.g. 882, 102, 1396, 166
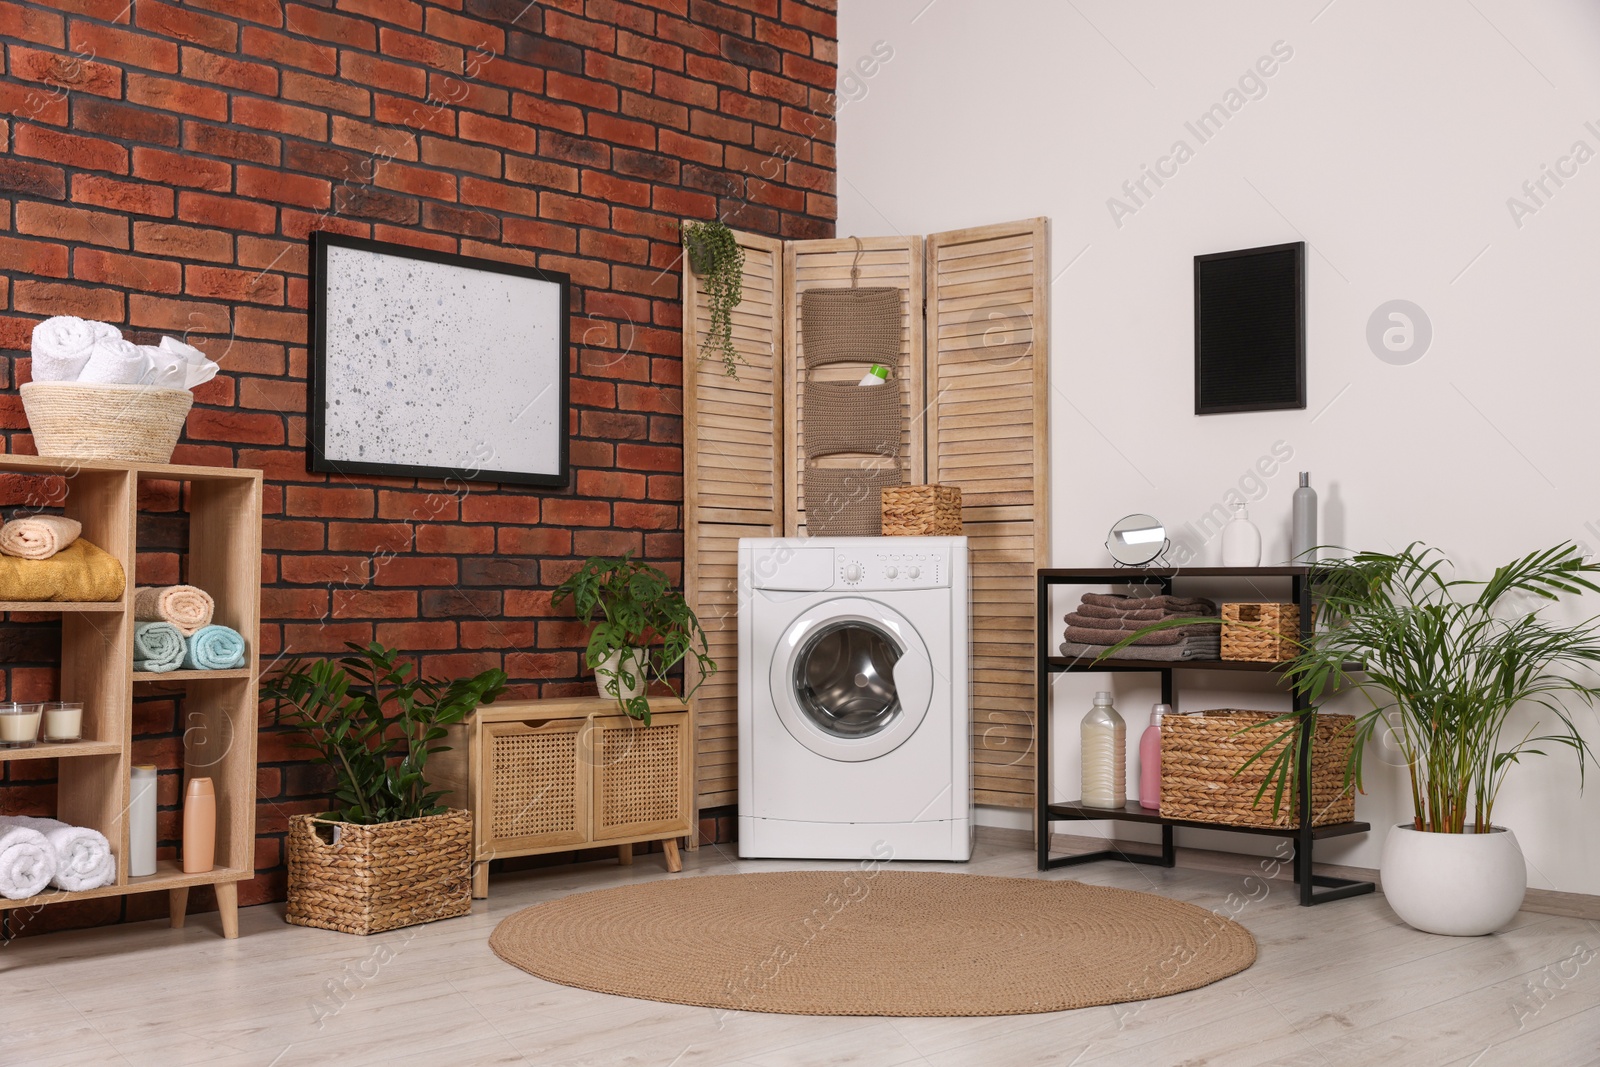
308, 232, 571, 487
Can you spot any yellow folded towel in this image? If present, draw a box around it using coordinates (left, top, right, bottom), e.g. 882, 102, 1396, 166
134, 584, 214, 636
0, 514, 82, 560
0, 539, 125, 603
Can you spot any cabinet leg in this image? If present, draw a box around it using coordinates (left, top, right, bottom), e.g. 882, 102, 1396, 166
617, 843, 633, 866
214, 881, 239, 940
662, 839, 682, 873
472, 862, 489, 899
169, 887, 189, 929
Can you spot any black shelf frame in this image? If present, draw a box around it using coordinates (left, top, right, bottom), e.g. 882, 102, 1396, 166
1035, 566, 1376, 906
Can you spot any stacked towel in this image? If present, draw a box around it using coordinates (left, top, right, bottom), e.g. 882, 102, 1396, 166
0, 514, 82, 560
0, 816, 114, 892
0, 539, 125, 602
1080, 593, 1219, 615
134, 621, 186, 673
135, 584, 214, 636
1061, 591, 1221, 660
30, 316, 119, 383
0, 821, 54, 900
182, 624, 246, 670
1059, 635, 1223, 663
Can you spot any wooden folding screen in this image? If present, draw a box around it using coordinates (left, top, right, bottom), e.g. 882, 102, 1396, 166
682, 230, 784, 813
682, 219, 1049, 817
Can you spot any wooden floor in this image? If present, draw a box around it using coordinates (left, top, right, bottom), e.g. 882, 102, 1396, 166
3, 832, 1598, 1067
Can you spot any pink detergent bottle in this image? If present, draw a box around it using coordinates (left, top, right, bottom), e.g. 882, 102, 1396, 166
1138, 703, 1169, 810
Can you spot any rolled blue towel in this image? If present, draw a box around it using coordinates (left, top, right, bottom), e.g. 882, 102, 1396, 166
182, 624, 246, 670
133, 621, 185, 673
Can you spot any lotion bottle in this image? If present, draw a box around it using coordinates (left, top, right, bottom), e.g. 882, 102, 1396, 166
1221, 502, 1262, 567
1080, 691, 1126, 808
130, 765, 157, 877
182, 777, 216, 874
857, 364, 888, 387
1291, 472, 1318, 564
1138, 704, 1169, 810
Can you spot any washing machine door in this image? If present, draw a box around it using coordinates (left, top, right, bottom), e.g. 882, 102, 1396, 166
768, 596, 935, 762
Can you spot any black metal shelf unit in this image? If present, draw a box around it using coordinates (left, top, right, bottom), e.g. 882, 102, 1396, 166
1035, 565, 1375, 906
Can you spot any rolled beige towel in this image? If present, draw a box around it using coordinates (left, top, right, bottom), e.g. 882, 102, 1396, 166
0, 515, 82, 560
134, 584, 214, 636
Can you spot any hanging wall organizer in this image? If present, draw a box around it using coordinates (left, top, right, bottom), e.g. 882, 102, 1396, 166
683, 219, 1051, 820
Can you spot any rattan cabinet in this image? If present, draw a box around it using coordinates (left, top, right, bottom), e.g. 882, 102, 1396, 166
435, 696, 693, 898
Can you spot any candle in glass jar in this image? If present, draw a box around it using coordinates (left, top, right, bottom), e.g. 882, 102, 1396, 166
42, 702, 83, 743
0, 703, 43, 747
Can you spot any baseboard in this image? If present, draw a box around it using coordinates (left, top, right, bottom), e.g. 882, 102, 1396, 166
976, 825, 1600, 921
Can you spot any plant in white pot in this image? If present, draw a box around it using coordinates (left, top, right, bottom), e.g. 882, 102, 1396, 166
552, 555, 716, 723
1255, 543, 1600, 935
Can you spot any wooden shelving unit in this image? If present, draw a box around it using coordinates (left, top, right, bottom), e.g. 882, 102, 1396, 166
0, 454, 262, 937
1036, 566, 1375, 907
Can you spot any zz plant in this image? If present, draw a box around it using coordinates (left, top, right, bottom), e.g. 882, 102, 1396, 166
261, 642, 507, 825
681, 218, 745, 378
552, 554, 716, 724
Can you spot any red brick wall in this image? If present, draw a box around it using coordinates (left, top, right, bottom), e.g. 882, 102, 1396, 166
0, 0, 835, 935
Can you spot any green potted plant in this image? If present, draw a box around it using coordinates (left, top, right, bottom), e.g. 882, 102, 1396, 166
1249, 543, 1600, 935
261, 642, 506, 935
680, 218, 745, 378
552, 554, 716, 724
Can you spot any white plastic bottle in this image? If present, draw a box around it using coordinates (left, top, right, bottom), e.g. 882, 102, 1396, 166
857, 364, 888, 387
130, 764, 157, 877
1080, 691, 1126, 808
1221, 501, 1262, 567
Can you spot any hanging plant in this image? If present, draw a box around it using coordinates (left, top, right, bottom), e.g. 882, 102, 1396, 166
681, 219, 745, 378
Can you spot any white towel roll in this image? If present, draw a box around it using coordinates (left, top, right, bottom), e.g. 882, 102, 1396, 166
159, 335, 219, 388
0, 816, 115, 892
78, 336, 153, 385
0, 821, 55, 900
30, 316, 120, 383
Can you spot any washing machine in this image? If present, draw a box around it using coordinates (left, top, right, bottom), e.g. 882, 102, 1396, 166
738, 536, 972, 861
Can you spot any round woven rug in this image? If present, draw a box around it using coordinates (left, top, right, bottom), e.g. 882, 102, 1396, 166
489, 871, 1256, 1016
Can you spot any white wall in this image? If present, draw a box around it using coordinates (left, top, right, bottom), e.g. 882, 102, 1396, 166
838, 0, 1600, 894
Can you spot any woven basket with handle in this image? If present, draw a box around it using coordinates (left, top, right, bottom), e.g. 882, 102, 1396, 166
881, 484, 962, 536
20, 381, 191, 463
286, 809, 472, 935
1220, 602, 1299, 661
1159, 710, 1355, 828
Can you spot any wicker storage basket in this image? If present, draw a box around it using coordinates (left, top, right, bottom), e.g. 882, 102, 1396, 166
1220, 602, 1299, 662
286, 809, 472, 935
20, 381, 191, 462
1161, 710, 1355, 828
881, 484, 962, 536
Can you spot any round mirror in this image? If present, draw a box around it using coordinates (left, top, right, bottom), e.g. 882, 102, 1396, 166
1106, 513, 1168, 566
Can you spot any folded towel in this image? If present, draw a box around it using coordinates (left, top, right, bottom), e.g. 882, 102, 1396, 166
183, 624, 246, 670
77, 336, 152, 385
0, 539, 125, 602
0, 822, 55, 900
1073, 602, 1199, 622
0, 514, 82, 560
0, 816, 114, 892
1065, 611, 1222, 635
135, 584, 214, 636
30, 316, 120, 383
1059, 638, 1221, 663
134, 621, 186, 673
1080, 593, 1217, 615
1065, 620, 1225, 646
159, 335, 219, 388
138, 345, 190, 389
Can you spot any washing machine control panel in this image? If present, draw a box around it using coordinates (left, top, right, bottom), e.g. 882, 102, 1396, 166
836, 551, 946, 589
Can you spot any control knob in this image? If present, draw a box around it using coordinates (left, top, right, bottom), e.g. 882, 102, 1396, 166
844, 562, 862, 582
908, 565, 921, 579
885, 565, 898, 578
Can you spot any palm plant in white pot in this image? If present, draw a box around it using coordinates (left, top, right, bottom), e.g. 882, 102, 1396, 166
1255, 543, 1600, 935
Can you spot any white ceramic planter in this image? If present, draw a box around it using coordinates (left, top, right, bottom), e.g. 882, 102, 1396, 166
1379, 823, 1527, 936
594, 648, 647, 703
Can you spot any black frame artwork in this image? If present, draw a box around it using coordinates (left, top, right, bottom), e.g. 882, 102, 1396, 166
1194, 240, 1305, 415
308, 231, 571, 487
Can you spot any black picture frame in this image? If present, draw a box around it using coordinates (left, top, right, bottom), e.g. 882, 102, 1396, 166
1193, 240, 1305, 415
308, 231, 571, 487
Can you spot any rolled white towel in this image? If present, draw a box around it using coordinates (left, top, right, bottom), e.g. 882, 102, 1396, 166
78, 336, 153, 385
0, 816, 114, 892
159, 335, 219, 388
0, 820, 55, 900
139, 345, 190, 389
30, 316, 120, 383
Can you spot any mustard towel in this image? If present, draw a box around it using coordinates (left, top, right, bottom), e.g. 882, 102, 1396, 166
0, 539, 125, 603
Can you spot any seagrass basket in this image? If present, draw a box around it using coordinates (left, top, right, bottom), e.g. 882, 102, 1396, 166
20, 381, 191, 462
1220, 602, 1299, 662
286, 809, 472, 935
881, 484, 962, 536
1160, 710, 1355, 828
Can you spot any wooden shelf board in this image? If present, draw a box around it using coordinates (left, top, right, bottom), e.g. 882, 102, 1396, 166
1046, 800, 1371, 840
0, 601, 124, 613
132, 668, 254, 682
0, 453, 261, 484
1040, 566, 1312, 579
0, 863, 249, 911
1048, 655, 1285, 673
0, 739, 122, 762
